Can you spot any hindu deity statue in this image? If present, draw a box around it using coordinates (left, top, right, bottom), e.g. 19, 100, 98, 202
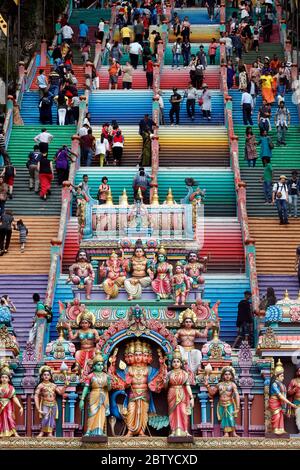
171, 262, 191, 306
80, 353, 111, 438
66, 311, 99, 377
67, 249, 95, 300
0, 365, 23, 437
185, 251, 207, 290
268, 359, 296, 435
34, 365, 69, 437
99, 250, 126, 300
204, 366, 240, 437
288, 365, 300, 432
151, 246, 173, 301
127, 305, 148, 335
108, 340, 167, 436
127, 190, 150, 231
72, 185, 89, 238
181, 178, 206, 226
175, 309, 207, 374
124, 240, 152, 301
166, 348, 194, 438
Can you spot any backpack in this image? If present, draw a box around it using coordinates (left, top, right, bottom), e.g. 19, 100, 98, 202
274, 182, 287, 199
195, 65, 203, 76
5, 166, 14, 178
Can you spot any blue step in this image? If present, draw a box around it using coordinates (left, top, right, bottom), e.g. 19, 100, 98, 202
51, 275, 74, 340
88, 90, 153, 124
173, 8, 219, 24
162, 89, 224, 125
21, 91, 84, 125
229, 89, 300, 126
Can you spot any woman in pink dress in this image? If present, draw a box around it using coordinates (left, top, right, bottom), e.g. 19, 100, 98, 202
151, 247, 173, 301
0, 366, 23, 437
166, 348, 194, 437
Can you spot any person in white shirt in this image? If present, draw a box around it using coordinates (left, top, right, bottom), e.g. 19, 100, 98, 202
60, 24, 74, 45
241, 91, 254, 125
95, 134, 110, 167
129, 42, 143, 69
157, 89, 165, 125
98, 18, 105, 43
272, 175, 289, 225
184, 83, 198, 121
34, 128, 54, 154
79, 123, 89, 137
225, 34, 233, 59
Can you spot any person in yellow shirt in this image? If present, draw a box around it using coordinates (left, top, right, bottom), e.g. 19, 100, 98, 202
120, 25, 132, 52
260, 72, 275, 104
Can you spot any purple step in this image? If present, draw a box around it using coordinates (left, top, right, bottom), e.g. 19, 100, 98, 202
258, 275, 300, 300
0, 275, 49, 350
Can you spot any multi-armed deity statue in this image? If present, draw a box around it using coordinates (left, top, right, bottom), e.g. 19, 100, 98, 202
123, 241, 152, 301
99, 250, 126, 300
108, 340, 167, 436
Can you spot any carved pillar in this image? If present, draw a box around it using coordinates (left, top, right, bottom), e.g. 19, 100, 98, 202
198, 391, 208, 423
40, 39, 47, 67
21, 342, 38, 436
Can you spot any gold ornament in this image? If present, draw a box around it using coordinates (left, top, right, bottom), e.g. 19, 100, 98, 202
134, 340, 143, 353
0, 363, 11, 377
179, 308, 197, 326
165, 187, 174, 205
151, 187, 160, 205
142, 342, 151, 353
137, 187, 143, 200
220, 366, 236, 380
120, 188, 128, 206
76, 311, 96, 327
157, 245, 167, 257
105, 188, 114, 206
172, 347, 183, 361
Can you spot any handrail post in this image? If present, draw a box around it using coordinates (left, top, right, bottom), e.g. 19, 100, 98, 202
40, 39, 47, 67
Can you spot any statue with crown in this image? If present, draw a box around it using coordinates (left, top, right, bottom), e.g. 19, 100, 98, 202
268, 359, 297, 436
108, 339, 167, 436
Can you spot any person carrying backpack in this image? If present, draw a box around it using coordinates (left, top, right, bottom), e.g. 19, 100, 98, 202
272, 175, 289, 225
287, 170, 300, 218
27, 145, 42, 193
1, 163, 16, 199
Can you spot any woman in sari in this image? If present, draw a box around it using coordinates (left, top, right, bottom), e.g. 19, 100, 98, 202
140, 129, 152, 167
0, 366, 23, 437
268, 359, 296, 434
80, 354, 111, 437
260, 71, 275, 104
151, 247, 173, 300
166, 348, 194, 437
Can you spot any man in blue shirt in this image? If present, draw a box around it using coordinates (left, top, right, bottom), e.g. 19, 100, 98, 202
78, 20, 89, 47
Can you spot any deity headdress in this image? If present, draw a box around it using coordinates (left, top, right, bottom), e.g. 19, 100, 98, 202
274, 359, 284, 377
172, 347, 183, 362
76, 311, 96, 327
134, 340, 143, 353
125, 341, 135, 355
110, 250, 118, 259
93, 352, 104, 365
179, 308, 197, 326
0, 363, 12, 377
142, 342, 151, 354
39, 365, 53, 377
220, 365, 236, 380
157, 245, 167, 257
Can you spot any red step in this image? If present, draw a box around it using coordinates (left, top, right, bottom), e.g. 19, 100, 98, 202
160, 66, 220, 89
31, 65, 86, 90
62, 217, 80, 272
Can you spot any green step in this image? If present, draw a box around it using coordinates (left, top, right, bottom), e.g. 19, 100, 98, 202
7, 125, 77, 165
69, 8, 111, 26
234, 125, 300, 169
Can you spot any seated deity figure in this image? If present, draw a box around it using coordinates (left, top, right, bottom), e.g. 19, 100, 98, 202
99, 250, 126, 300
185, 251, 208, 290
108, 340, 167, 437
124, 240, 152, 301
175, 309, 208, 374
67, 249, 95, 300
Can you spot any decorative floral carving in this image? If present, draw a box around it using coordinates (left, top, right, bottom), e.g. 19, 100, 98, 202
238, 341, 253, 368
22, 341, 36, 364
258, 327, 280, 349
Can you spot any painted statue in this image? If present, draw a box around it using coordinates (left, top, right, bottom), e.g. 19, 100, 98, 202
288, 365, 300, 432
124, 240, 152, 301
185, 251, 207, 290
175, 309, 207, 374
0, 365, 23, 437
181, 178, 206, 227
34, 365, 69, 437
73, 185, 89, 238
269, 359, 296, 435
68, 249, 95, 300
80, 353, 111, 437
204, 366, 240, 437
127, 195, 150, 230
151, 246, 173, 301
127, 305, 148, 335
171, 262, 191, 306
99, 250, 126, 300
66, 311, 99, 377
166, 348, 194, 438
108, 340, 167, 436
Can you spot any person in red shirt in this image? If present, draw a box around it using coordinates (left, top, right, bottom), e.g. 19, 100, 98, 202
112, 130, 124, 166
145, 56, 154, 89
270, 54, 280, 74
